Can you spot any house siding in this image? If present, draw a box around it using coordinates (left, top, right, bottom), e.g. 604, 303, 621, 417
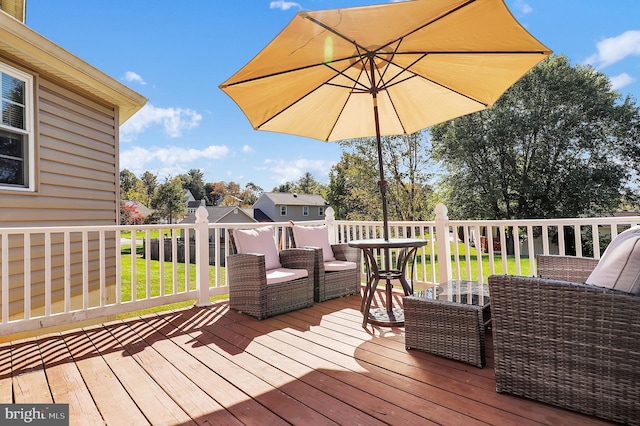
0, 70, 119, 321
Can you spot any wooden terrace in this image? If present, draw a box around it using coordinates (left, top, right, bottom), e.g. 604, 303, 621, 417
0, 288, 616, 425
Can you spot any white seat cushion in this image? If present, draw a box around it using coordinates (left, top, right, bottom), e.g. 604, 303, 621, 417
291, 224, 336, 262
266, 268, 308, 285
324, 260, 357, 272
586, 226, 640, 294
233, 226, 282, 270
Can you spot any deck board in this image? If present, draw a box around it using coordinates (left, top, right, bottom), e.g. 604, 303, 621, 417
0, 289, 617, 425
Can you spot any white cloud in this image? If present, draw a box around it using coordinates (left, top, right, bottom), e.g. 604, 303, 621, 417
269, 1, 301, 11
609, 72, 636, 91
242, 144, 254, 153
124, 71, 146, 85
120, 104, 202, 142
585, 30, 640, 68
120, 145, 229, 177
513, 0, 533, 15
266, 158, 334, 184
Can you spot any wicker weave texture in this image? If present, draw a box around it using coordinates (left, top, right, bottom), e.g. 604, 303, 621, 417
289, 227, 361, 302
404, 295, 486, 368
488, 274, 640, 425
537, 254, 599, 282
227, 232, 314, 320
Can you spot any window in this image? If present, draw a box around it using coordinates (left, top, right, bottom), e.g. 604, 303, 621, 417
302, 206, 309, 216
318, 207, 324, 216
0, 63, 33, 190
280, 205, 287, 216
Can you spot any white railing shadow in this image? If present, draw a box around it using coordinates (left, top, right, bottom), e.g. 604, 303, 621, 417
1, 203, 639, 337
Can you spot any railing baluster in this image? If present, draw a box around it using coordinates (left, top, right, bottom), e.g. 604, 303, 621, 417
45, 232, 51, 317
23, 233, 31, 320
82, 231, 89, 310
1, 233, 8, 324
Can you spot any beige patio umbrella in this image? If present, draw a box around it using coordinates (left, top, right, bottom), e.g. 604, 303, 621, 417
220, 0, 551, 240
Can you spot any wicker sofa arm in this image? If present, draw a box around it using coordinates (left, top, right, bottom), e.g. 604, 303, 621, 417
536, 254, 599, 282
279, 248, 315, 275
488, 274, 640, 424
227, 253, 267, 295
331, 243, 361, 264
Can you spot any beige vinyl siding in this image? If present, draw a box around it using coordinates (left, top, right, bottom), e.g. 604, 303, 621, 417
0, 73, 120, 322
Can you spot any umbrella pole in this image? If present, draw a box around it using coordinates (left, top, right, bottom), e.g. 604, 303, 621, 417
370, 60, 390, 243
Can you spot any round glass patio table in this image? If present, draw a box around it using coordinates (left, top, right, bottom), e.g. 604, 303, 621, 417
348, 238, 427, 327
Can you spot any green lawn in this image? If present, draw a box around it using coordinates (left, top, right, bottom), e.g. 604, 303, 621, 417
117, 244, 227, 319
115, 240, 533, 318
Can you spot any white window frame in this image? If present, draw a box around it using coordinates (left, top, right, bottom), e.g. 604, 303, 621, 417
280, 205, 287, 216
302, 206, 309, 216
318, 207, 325, 216
0, 62, 34, 192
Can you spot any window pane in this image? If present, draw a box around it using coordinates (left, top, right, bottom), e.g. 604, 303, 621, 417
2, 73, 24, 104
0, 130, 25, 185
0, 157, 23, 185
0, 130, 23, 158
2, 73, 26, 130
2, 100, 25, 129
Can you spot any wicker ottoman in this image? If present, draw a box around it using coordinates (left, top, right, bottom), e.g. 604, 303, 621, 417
404, 280, 491, 368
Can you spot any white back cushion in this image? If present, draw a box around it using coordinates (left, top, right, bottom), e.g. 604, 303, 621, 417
233, 227, 282, 270
291, 224, 336, 262
586, 226, 640, 294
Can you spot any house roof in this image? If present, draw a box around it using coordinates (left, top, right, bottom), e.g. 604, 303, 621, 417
123, 200, 152, 218
260, 192, 327, 206
0, 0, 25, 22
180, 206, 256, 224
0, 9, 146, 124
253, 209, 273, 222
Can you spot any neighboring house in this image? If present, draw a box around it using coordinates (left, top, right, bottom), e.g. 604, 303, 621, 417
185, 189, 205, 215
180, 205, 257, 240
252, 192, 328, 222
0, 3, 146, 332
122, 200, 153, 223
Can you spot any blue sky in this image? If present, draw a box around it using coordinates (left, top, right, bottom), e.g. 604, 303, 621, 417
27, 0, 640, 190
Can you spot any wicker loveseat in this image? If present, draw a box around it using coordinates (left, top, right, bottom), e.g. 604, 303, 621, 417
288, 224, 361, 302
227, 227, 315, 319
488, 254, 640, 425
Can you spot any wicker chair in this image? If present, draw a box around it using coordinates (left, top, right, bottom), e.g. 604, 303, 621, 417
488, 254, 640, 425
288, 224, 361, 302
227, 227, 315, 319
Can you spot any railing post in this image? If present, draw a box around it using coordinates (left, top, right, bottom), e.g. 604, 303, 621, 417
325, 206, 337, 244
435, 203, 452, 283
194, 206, 211, 307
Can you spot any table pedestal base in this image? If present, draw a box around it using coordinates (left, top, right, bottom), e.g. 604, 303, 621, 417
367, 307, 405, 326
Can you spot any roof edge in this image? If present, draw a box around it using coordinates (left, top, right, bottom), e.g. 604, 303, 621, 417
0, 12, 147, 124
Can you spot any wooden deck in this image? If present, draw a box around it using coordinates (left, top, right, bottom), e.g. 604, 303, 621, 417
0, 289, 616, 426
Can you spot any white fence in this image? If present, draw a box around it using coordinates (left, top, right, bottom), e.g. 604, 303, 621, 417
1, 203, 639, 337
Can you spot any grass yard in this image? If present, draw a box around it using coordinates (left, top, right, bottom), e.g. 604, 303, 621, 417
117, 243, 227, 319
116, 240, 532, 318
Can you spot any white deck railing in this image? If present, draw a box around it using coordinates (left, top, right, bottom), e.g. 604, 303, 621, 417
1, 203, 639, 336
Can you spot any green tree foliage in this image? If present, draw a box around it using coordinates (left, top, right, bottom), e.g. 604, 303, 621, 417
327, 132, 435, 221
431, 55, 639, 220
178, 169, 206, 201
119, 169, 145, 201
272, 173, 327, 196
151, 176, 187, 223
139, 171, 158, 207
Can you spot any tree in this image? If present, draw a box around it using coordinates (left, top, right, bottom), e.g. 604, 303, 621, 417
178, 169, 206, 201
119, 169, 144, 201
326, 131, 436, 221
139, 171, 158, 207
242, 182, 263, 205
431, 55, 638, 221
151, 176, 187, 223
119, 200, 143, 225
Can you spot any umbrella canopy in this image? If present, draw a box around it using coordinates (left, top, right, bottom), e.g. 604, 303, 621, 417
220, 0, 551, 239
